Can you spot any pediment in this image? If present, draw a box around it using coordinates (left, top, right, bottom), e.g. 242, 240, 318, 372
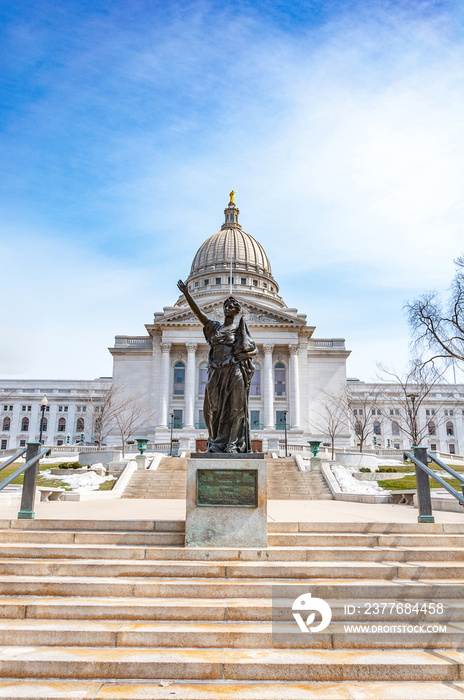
152, 299, 306, 327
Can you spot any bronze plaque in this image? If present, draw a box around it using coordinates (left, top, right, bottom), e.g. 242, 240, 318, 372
196, 469, 258, 507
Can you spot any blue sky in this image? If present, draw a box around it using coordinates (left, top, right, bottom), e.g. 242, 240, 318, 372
1, 0, 464, 380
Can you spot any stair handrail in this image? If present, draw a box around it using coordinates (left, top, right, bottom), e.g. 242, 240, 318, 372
404, 449, 464, 518
0, 446, 50, 493
0, 447, 27, 475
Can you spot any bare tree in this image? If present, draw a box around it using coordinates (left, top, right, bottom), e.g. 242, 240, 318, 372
377, 361, 453, 447
406, 255, 464, 368
78, 383, 125, 448
310, 391, 349, 460
111, 391, 156, 457
345, 387, 380, 453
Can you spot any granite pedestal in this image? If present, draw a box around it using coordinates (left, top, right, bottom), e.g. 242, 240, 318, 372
185, 454, 267, 548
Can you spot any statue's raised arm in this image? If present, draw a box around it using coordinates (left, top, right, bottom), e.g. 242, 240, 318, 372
177, 280, 209, 326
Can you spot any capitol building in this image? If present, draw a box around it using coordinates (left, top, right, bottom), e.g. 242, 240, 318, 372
1, 197, 463, 456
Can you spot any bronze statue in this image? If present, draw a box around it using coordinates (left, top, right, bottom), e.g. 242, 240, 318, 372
177, 280, 257, 452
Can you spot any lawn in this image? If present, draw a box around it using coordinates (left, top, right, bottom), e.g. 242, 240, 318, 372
378, 474, 463, 491
0, 462, 115, 491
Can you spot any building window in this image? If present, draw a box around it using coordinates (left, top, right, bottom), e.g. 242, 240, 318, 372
82, 406, 86, 412
446, 421, 454, 436
250, 364, 261, 396
373, 421, 381, 435
76, 417, 84, 432
276, 411, 287, 429
194, 281, 199, 287
2, 417, 10, 432
431, 443, 437, 451
391, 421, 400, 436
445, 410, 454, 416
263, 283, 267, 288
197, 409, 206, 429
215, 278, 221, 285
58, 417, 66, 432
253, 280, 258, 287
21, 417, 29, 432
228, 277, 234, 284
198, 363, 208, 396
428, 421, 436, 435
173, 362, 185, 395
57, 440, 63, 446
394, 443, 400, 449
274, 363, 286, 396
241, 278, 246, 285
41, 417, 48, 433
171, 410, 183, 428
1, 440, 7, 450
449, 444, 456, 454
19, 440, 26, 447
250, 411, 261, 428
426, 409, 436, 416
204, 279, 209, 286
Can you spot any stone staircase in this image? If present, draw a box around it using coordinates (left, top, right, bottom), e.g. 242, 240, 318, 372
123, 456, 333, 501
0, 518, 463, 697
122, 456, 188, 499
266, 457, 333, 500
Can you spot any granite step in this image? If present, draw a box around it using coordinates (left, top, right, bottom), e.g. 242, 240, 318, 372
0, 646, 461, 681
3, 679, 464, 700
1, 574, 464, 599
0, 618, 461, 649
3, 595, 464, 622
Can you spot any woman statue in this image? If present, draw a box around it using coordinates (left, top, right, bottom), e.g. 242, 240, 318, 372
177, 280, 257, 453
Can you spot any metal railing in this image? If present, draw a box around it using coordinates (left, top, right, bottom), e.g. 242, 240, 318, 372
275, 423, 290, 431
250, 423, 264, 430
0, 442, 51, 519
194, 422, 207, 429
404, 446, 464, 523
168, 422, 184, 429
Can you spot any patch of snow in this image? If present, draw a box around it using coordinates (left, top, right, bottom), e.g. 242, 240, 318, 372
331, 464, 386, 495
41, 469, 116, 493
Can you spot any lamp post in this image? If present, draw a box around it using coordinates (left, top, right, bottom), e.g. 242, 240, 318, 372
170, 412, 174, 456
38, 396, 48, 444
283, 410, 288, 457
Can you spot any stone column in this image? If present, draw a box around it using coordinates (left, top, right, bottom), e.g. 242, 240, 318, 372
263, 344, 274, 430
289, 344, 301, 429
159, 341, 171, 428
184, 342, 197, 428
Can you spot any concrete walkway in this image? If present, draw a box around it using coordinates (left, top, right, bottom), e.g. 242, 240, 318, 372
0, 498, 463, 522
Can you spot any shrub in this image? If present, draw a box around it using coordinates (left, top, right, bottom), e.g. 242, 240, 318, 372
359, 467, 372, 473
54, 462, 83, 469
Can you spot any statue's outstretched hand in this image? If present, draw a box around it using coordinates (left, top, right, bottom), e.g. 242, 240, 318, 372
177, 280, 188, 295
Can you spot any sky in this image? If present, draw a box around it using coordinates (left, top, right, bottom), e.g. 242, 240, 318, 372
1, 0, 464, 382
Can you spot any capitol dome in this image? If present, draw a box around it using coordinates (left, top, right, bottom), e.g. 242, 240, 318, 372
190, 225, 272, 276
180, 196, 285, 309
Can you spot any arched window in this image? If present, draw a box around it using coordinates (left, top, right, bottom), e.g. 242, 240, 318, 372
391, 421, 400, 436
58, 417, 66, 432
274, 363, 286, 396
41, 417, 48, 433
446, 421, 454, 436
2, 417, 10, 432
428, 421, 436, 435
21, 417, 29, 432
373, 421, 381, 435
76, 417, 84, 432
198, 363, 208, 396
250, 364, 261, 396
173, 362, 185, 395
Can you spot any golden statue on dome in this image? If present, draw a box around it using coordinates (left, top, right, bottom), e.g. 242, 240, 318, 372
229, 190, 236, 204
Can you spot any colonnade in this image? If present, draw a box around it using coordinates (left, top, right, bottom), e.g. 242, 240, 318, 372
157, 340, 301, 431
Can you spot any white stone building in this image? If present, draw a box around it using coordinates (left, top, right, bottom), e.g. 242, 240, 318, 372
109, 198, 352, 452
0, 379, 112, 451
